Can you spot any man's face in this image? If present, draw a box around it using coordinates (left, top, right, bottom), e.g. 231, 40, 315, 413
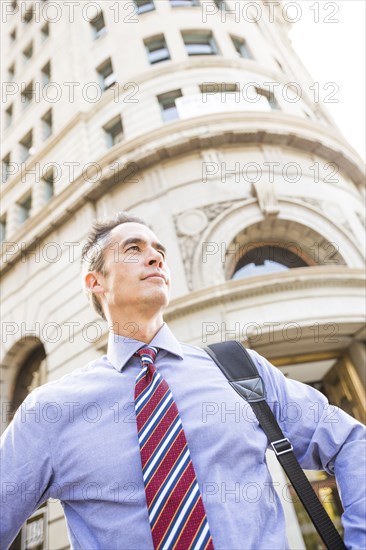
88, 222, 171, 321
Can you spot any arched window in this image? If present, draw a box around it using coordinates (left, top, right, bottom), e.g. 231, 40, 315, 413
7, 343, 47, 550
232, 244, 308, 280
10, 344, 46, 420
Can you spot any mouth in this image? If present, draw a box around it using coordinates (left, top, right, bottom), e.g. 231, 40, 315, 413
143, 273, 167, 283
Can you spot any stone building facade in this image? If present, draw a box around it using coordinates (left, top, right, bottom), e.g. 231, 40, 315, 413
1, 1, 365, 548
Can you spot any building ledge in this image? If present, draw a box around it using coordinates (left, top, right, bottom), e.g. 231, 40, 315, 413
165, 266, 366, 320
1, 113, 364, 274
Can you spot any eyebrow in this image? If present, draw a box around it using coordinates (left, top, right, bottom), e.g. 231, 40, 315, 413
120, 237, 167, 256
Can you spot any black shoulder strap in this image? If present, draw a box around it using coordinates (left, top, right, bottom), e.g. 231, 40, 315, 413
205, 341, 346, 550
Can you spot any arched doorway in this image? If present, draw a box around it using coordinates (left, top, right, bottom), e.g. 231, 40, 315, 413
3, 339, 49, 550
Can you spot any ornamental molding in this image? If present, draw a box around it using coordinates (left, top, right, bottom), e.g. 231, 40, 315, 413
165, 267, 365, 321
174, 201, 238, 291
356, 211, 366, 229
300, 198, 354, 237
251, 180, 280, 217
2, 115, 364, 274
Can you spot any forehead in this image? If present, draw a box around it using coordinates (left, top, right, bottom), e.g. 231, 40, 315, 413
108, 222, 159, 244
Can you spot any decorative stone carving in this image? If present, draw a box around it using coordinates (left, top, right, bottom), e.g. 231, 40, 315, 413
356, 211, 366, 229
301, 197, 322, 209
174, 201, 235, 290
176, 210, 208, 237
200, 149, 225, 179
301, 198, 354, 236
251, 180, 279, 216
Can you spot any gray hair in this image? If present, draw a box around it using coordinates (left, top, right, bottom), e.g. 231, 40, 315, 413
81, 211, 147, 320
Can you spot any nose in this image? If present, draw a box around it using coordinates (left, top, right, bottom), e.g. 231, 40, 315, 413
147, 247, 164, 267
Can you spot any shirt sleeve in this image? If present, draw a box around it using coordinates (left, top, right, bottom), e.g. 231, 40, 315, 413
0, 389, 54, 550
249, 349, 366, 550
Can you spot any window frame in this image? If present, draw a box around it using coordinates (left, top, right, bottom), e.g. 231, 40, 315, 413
144, 34, 171, 64
43, 169, 55, 201
5, 104, 13, 128
103, 115, 124, 148
17, 193, 32, 224
157, 89, 183, 122
170, 0, 200, 7
8, 63, 15, 81
0, 215, 6, 242
22, 41, 33, 63
19, 130, 33, 162
231, 35, 253, 59
90, 11, 107, 40
41, 110, 53, 140
2, 154, 11, 184
21, 81, 34, 110
41, 22, 50, 41
182, 30, 219, 56
41, 61, 51, 86
256, 87, 280, 110
213, 0, 226, 9
23, 8, 33, 24
97, 58, 116, 91
135, 0, 156, 14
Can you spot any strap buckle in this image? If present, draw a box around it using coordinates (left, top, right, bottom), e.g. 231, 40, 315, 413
271, 438, 293, 456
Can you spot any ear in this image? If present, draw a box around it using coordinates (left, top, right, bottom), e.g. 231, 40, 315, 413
84, 271, 105, 296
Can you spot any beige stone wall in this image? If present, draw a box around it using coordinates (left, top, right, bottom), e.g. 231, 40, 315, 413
1, 1, 365, 548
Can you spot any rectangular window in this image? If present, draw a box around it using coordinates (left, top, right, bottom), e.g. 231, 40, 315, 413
157, 89, 182, 122
0, 215, 6, 242
135, 0, 155, 14
182, 31, 219, 55
2, 154, 11, 184
103, 115, 124, 148
23, 42, 33, 63
23, 8, 33, 23
8, 63, 15, 80
90, 11, 106, 39
97, 58, 116, 91
5, 105, 13, 128
10, 28, 16, 42
42, 110, 53, 140
18, 194, 32, 224
200, 82, 238, 94
144, 35, 170, 64
170, 0, 199, 6
256, 87, 280, 110
41, 61, 51, 86
43, 170, 54, 201
41, 22, 49, 41
21, 81, 34, 110
231, 35, 252, 59
19, 130, 33, 162
213, 0, 226, 8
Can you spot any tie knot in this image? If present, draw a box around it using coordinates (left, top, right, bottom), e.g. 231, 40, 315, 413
134, 346, 158, 365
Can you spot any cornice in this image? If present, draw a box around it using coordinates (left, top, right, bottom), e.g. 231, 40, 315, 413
164, 266, 366, 321
1, 112, 365, 274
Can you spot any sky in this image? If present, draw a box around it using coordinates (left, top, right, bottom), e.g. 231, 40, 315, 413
289, 0, 365, 161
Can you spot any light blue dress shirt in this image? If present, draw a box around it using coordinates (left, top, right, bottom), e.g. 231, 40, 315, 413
1, 323, 365, 549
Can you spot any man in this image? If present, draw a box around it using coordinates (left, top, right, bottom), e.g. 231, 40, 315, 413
1, 211, 365, 549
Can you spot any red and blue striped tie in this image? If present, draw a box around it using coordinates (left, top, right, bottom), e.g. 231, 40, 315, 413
134, 346, 214, 550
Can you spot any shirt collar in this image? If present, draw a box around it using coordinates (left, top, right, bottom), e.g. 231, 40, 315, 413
107, 322, 184, 372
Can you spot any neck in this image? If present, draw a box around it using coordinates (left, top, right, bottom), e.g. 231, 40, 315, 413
108, 310, 165, 344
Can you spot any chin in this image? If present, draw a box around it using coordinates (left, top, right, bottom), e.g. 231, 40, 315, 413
144, 289, 169, 306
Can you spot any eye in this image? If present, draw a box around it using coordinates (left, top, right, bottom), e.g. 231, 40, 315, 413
158, 250, 166, 259
126, 245, 140, 253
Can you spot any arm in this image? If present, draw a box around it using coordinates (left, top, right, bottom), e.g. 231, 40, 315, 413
0, 389, 54, 550
249, 349, 366, 550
